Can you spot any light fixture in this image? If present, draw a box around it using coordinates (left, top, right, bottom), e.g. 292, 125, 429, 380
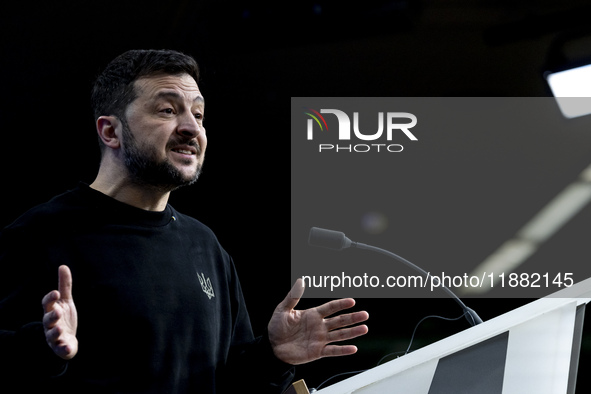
545, 64, 591, 119
544, 30, 591, 119
463, 163, 591, 295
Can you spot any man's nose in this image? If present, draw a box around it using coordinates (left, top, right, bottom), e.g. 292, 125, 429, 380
176, 113, 201, 139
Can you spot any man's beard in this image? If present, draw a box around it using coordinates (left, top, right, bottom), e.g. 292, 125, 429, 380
121, 119, 202, 192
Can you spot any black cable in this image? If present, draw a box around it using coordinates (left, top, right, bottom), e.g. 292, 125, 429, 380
376, 311, 468, 366
310, 311, 469, 391
312, 370, 369, 392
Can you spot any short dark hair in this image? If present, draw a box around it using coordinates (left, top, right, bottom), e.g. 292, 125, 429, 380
91, 49, 200, 122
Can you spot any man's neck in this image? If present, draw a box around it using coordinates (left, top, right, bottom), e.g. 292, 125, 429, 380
90, 172, 171, 212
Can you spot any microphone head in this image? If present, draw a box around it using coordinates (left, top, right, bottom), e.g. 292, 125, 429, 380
308, 227, 352, 250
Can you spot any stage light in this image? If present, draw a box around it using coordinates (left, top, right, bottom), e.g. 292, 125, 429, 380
545, 63, 591, 119
464, 162, 591, 295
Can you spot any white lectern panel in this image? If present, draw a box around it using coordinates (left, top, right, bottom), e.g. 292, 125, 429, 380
502, 302, 578, 394
316, 277, 591, 394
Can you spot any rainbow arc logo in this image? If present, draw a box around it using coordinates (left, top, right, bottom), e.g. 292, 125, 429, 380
303, 107, 329, 132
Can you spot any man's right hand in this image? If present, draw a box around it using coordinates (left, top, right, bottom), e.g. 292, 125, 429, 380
41, 265, 78, 360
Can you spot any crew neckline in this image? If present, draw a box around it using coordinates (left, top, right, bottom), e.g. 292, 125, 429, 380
76, 182, 175, 227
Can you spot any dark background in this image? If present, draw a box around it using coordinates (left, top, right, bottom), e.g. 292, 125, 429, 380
2, 0, 591, 391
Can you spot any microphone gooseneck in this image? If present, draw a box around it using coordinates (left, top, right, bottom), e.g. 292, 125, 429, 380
308, 227, 483, 327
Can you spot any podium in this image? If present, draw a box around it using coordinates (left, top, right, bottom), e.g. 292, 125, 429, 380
313, 278, 591, 394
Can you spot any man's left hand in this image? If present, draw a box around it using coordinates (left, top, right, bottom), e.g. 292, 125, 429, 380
267, 278, 369, 365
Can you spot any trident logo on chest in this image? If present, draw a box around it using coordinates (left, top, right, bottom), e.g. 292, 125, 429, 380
197, 272, 215, 300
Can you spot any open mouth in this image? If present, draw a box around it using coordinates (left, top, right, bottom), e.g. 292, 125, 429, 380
170, 142, 199, 156
171, 148, 195, 155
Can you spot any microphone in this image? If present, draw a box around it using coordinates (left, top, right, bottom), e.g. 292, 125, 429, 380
308, 227, 483, 326
308, 227, 352, 250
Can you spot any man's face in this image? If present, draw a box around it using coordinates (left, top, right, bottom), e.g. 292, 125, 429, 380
121, 73, 207, 191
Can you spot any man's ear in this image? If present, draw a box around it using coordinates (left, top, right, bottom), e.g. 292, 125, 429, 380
96, 116, 122, 149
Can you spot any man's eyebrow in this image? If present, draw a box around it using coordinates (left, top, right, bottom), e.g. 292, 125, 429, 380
154, 91, 204, 104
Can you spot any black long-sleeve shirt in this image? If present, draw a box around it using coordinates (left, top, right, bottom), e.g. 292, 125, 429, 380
0, 183, 294, 393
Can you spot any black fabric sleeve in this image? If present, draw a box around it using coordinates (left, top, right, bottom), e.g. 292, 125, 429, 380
14, 322, 69, 376
0, 227, 68, 386
219, 258, 295, 393
222, 332, 295, 394
255, 332, 297, 392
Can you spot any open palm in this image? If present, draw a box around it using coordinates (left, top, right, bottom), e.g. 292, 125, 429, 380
268, 278, 369, 365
